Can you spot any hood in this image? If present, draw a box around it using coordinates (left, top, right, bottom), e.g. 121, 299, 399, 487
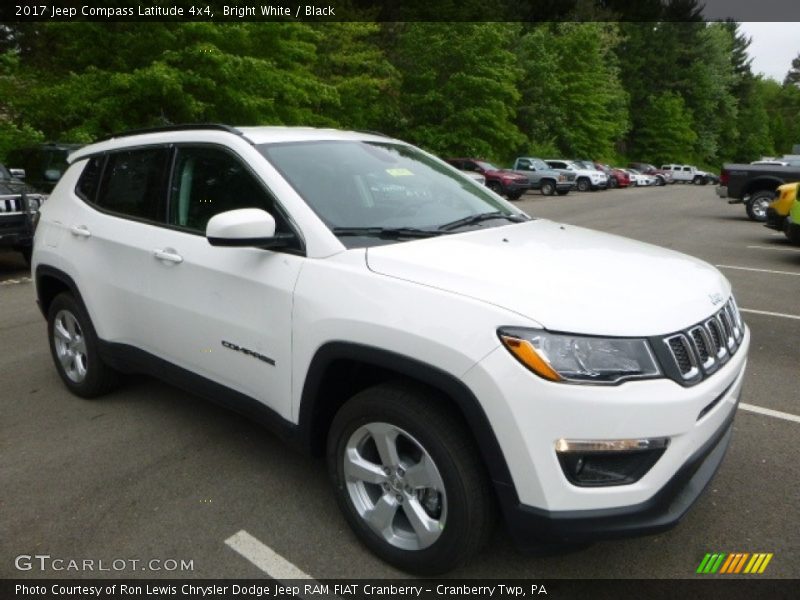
365, 220, 730, 337
0, 178, 35, 196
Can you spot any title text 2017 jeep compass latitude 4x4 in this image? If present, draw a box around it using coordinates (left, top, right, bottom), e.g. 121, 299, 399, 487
33, 125, 749, 575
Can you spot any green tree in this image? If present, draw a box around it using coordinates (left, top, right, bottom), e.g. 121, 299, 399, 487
634, 92, 697, 164
388, 22, 526, 160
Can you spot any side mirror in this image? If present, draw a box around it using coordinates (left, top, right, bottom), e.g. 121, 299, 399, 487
44, 169, 62, 181
206, 208, 291, 248
10, 168, 26, 179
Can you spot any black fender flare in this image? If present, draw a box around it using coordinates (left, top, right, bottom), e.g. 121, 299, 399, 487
298, 341, 515, 489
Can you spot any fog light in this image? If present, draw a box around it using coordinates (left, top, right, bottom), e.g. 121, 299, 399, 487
556, 437, 669, 487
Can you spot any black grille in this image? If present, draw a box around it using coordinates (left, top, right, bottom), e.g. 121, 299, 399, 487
668, 336, 693, 374
660, 298, 744, 385
691, 328, 710, 362
707, 320, 722, 354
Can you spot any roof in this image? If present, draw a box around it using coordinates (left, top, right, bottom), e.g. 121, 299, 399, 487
70, 125, 401, 164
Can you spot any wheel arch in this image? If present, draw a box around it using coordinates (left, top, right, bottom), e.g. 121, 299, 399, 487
35, 265, 85, 319
298, 342, 514, 489
743, 177, 783, 198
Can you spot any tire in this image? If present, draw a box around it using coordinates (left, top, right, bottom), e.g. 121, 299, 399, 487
693, 176, 703, 185
506, 191, 523, 201
556, 189, 570, 196
608, 177, 618, 189
540, 180, 555, 196
745, 190, 774, 222
487, 181, 502, 195
327, 382, 495, 575
47, 292, 119, 398
576, 177, 590, 192
786, 224, 800, 245
655, 176, 665, 186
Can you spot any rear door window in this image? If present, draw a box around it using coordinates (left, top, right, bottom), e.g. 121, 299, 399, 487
95, 147, 170, 222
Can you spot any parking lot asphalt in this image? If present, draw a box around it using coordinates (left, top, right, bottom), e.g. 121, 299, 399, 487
0, 184, 797, 580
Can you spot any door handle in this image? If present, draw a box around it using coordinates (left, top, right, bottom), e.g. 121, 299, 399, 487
153, 248, 183, 264
70, 225, 92, 238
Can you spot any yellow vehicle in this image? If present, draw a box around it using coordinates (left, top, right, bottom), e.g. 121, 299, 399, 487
765, 181, 799, 232
785, 193, 800, 244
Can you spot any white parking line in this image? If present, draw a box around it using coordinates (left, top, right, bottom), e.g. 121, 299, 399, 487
746, 245, 800, 253
225, 530, 312, 579
716, 265, 800, 277
225, 530, 340, 599
740, 308, 800, 321
0, 277, 32, 286
740, 403, 800, 424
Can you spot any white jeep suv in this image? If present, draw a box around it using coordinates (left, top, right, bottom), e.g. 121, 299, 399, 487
33, 125, 749, 574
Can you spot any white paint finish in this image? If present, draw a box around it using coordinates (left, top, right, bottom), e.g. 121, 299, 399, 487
716, 265, 800, 277
367, 219, 731, 337
739, 403, 800, 425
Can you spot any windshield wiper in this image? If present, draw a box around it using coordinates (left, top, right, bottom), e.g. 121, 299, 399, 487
438, 211, 529, 231
332, 226, 448, 239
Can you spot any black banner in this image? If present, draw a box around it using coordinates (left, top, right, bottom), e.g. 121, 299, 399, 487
2, 579, 799, 600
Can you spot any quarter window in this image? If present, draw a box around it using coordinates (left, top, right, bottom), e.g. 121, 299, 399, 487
75, 156, 104, 203
95, 147, 170, 221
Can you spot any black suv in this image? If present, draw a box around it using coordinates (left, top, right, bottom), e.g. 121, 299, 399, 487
0, 163, 46, 264
6, 143, 82, 193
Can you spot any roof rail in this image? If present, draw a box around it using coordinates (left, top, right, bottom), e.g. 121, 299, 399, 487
94, 123, 246, 143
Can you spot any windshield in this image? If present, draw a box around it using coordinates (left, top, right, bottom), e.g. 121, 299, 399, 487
476, 161, 500, 171
259, 141, 521, 245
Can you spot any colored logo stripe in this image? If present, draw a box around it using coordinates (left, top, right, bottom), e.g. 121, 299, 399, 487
697, 553, 773, 574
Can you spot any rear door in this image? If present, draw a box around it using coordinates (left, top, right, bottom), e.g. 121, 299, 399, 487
61, 147, 171, 347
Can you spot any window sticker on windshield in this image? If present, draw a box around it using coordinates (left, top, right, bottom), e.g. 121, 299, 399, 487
386, 168, 414, 177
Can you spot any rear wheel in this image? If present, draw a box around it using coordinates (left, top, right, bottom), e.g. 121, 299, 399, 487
327, 382, 495, 575
745, 190, 774, 222
47, 293, 119, 398
540, 180, 555, 196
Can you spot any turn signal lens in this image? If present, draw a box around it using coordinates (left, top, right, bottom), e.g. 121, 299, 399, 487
499, 335, 562, 382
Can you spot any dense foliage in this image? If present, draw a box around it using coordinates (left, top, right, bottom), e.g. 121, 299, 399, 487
2, 18, 799, 168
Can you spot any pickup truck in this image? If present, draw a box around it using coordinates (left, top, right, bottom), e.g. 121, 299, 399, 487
512, 157, 576, 195
717, 163, 800, 221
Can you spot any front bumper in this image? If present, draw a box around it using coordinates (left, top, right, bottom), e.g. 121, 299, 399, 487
462, 325, 749, 544
497, 405, 735, 546
765, 208, 786, 231
0, 214, 35, 248
502, 181, 531, 194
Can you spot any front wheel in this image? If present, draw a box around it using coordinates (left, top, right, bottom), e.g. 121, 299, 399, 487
47, 293, 119, 398
506, 190, 523, 201
327, 383, 495, 575
576, 178, 590, 192
540, 181, 555, 196
608, 177, 618, 189
746, 191, 774, 222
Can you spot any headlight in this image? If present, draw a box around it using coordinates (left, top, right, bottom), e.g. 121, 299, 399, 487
498, 327, 661, 384
24, 195, 44, 212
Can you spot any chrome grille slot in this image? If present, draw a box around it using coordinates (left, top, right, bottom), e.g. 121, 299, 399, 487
665, 334, 699, 380
661, 298, 745, 385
